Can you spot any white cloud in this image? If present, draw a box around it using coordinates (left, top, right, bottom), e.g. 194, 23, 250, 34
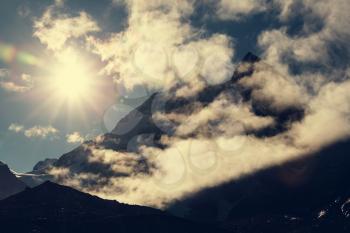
238, 62, 309, 110
66, 132, 85, 144
8, 123, 25, 133
259, 0, 350, 65
24, 126, 59, 139
153, 92, 274, 137
216, 0, 267, 20
50, 133, 305, 208
87, 0, 235, 93
55, 0, 65, 7
33, 8, 100, 51
0, 72, 34, 93
290, 80, 350, 149
9, 123, 59, 139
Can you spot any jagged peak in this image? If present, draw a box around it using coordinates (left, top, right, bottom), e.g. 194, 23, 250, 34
242, 52, 260, 63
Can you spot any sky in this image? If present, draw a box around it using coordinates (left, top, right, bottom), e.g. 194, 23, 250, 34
0, 0, 349, 175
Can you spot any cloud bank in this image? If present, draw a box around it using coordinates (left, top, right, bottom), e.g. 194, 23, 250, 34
46, 58, 350, 208
29, 0, 350, 210
87, 0, 235, 94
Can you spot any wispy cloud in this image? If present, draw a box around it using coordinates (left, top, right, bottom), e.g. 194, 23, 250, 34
215, 0, 268, 20
0, 71, 33, 93
24, 126, 59, 139
9, 124, 59, 140
8, 123, 25, 133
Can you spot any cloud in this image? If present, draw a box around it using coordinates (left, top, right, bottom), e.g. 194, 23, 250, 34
24, 126, 59, 139
289, 80, 350, 149
55, 0, 65, 7
33, 0, 350, 210
87, 146, 153, 177
49, 132, 305, 208
9, 124, 59, 139
153, 92, 275, 137
238, 62, 309, 111
8, 124, 25, 133
47, 78, 350, 209
87, 0, 235, 93
0, 71, 33, 93
259, 0, 350, 66
215, 0, 268, 20
66, 132, 85, 144
33, 7, 100, 51
45, 51, 350, 208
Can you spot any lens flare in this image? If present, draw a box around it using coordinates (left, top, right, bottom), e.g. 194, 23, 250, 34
0, 42, 41, 67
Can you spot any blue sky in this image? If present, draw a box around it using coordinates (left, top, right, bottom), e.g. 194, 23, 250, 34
0, 0, 349, 172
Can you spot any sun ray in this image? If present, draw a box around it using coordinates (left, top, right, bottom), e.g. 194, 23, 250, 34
27, 47, 105, 127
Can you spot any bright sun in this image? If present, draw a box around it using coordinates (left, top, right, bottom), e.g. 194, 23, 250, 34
49, 48, 94, 105
36, 47, 105, 123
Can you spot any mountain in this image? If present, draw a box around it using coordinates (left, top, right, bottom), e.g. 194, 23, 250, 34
27, 52, 301, 179
0, 161, 26, 200
0, 181, 226, 233
19, 52, 350, 232
17, 158, 58, 188
33, 158, 58, 172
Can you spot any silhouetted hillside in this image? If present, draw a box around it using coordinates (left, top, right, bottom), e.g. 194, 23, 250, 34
0, 181, 227, 233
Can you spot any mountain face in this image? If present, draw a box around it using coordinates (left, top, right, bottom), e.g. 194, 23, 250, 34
28, 52, 301, 178
0, 161, 26, 200
20, 52, 350, 232
0, 181, 226, 233
33, 158, 58, 172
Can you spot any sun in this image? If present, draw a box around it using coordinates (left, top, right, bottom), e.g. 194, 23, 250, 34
51, 61, 92, 103
33, 47, 107, 124
48, 48, 94, 105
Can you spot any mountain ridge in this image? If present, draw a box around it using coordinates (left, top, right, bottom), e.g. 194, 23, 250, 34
0, 181, 228, 233
0, 161, 26, 200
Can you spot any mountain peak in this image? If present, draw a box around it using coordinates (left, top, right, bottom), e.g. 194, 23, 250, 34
41, 180, 62, 187
36, 180, 67, 191
242, 52, 260, 63
31, 181, 91, 198
0, 161, 8, 168
0, 161, 26, 200
23, 180, 96, 201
